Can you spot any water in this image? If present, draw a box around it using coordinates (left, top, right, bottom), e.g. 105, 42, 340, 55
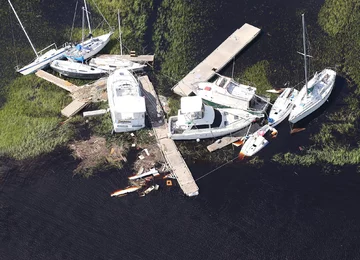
2, 0, 360, 259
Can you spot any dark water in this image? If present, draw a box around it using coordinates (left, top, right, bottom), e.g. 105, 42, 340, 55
2, 0, 360, 259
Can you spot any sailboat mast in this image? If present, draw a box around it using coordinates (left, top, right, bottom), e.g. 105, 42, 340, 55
81, 7, 85, 43
7, 0, 38, 57
302, 14, 308, 95
118, 9, 123, 55
83, 0, 92, 35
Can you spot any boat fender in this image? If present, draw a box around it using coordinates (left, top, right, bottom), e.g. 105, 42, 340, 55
204, 86, 211, 91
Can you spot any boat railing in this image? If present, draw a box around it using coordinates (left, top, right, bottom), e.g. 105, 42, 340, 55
37, 43, 57, 55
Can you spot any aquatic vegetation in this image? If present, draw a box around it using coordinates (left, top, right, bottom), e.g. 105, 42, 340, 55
0, 76, 75, 160
152, 0, 214, 94
167, 96, 180, 117
235, 60, 274, 98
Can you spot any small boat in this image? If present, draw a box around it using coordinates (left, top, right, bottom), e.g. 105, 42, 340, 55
50, 60, 108, 80
139, 184, 160, 197
268, 88, 299, 126
240, 125, 278, 157
65, 1, 113, 62
128, 168, 160, 180
288, 14, 336, 124
8, 0, 70, 75
193, 74, 270, 115
110, 186, 141, 197
168, 96, 261, 140
107, 69, 146, 133
89, 56, 147, 72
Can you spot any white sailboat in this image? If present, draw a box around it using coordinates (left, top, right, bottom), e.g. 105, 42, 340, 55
193, 74, 270, 115
288, 14, 336, 124
268, 88, 299, 126
240, 124, 278, 157
8, 0, 70, 75
65, 0, 113, 62
168, 96, 261, 140
50, 60, 108, 80
88, 10, 146, 72
107, 69, 146, 133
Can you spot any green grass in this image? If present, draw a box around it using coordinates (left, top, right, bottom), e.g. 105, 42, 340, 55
0, 75, 75, 160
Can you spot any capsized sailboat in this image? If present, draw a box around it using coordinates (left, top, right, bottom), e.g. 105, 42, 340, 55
50, 60, 108, 80
268, 88, 299, 126
65, 0, 113, 62
8, 0, 70, 75
289, 14, 336, 124
110, 186, 141, 197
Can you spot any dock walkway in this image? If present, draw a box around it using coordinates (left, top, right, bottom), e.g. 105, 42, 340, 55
139, 75, 199, 197
172, 23, 261, 96
96, 54, 154, 64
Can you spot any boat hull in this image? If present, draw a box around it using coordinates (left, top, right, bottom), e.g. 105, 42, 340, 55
66, 32, 113, 62
50, 62, 107, 80
289, 69, 336, 123
17, 47, 68, 75
268, 88, 298, 127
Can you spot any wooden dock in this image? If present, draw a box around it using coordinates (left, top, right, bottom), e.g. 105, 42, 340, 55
172, 23, 261, 96
61, 100, 89, 117
139, 75, 199, 197
96, 54, 154, 64
207, 123, 262, 152
35, 70, 78, 93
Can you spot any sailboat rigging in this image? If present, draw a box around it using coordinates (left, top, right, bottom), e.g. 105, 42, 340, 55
65, 0, 113, 62
7, 0, 70, 75
288, 14, 336, 124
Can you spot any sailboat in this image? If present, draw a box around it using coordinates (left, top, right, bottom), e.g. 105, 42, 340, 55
268, 87, 299, 126
239, 124, 278, 157
65, 0, 113, 62
50, 60, 108, 80
8, 0, 70, 75
288, 14, 336, 124
88, 9, 146, 72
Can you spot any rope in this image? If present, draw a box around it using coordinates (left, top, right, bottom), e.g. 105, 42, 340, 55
90, 0, 113, 31
70, 0, 78, 42
8, 4, 19, 68
195, 155, 239, 181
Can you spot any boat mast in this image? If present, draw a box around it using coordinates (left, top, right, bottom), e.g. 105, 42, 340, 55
81, 7, 85, 43
7, 0, 38, 58
118, 9, 123, 55
302, 14, 308, 96
83, 0, 92, 36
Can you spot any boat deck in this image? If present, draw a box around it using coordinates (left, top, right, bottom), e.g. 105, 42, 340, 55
172, 23, 261, 96
139, 75, 199, 196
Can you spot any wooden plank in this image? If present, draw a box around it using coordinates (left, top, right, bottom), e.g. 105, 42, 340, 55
96, 54, 154, 63
138, 75, 199, 196
61, 100, 88, 117
83, 109, 107, 117
172, 23, 261, 96
35, 70, 78, 93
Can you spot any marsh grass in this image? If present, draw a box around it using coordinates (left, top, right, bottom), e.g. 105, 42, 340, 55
0, 75, 75, 160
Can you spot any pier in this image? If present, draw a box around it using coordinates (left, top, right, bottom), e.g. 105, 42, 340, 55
139, 75, 199, 197
36, 70, 108, 117
172, 23, 261, 96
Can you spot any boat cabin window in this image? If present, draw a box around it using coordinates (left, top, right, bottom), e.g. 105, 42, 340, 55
226, 81, 237, 94
215, 77, 227, 88
190, 124, 209, 130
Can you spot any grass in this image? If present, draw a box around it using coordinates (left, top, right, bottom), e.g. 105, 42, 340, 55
0, 75, 76, 160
